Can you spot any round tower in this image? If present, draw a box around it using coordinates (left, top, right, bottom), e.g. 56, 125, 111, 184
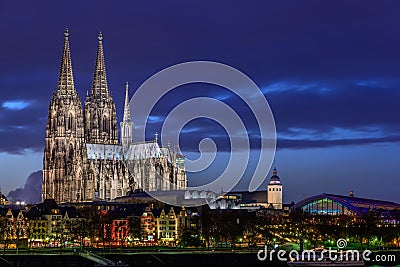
267, 164, 283, 209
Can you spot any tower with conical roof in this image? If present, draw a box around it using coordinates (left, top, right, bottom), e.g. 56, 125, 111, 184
84, 32, 118, 144
120, 82, 133, 151
267, 164, 283, 209
42, 29, 86, 203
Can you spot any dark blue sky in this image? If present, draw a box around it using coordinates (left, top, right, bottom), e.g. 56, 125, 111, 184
0, 1, 399, 203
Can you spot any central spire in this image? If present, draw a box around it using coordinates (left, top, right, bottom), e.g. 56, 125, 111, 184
123, 82, 131, 122
121, 82, 133, 149
56, 28, 76, 96
91, 32, 109, 98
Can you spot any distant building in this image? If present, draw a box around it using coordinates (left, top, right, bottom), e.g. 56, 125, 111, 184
5, 208, 29, 246
267, 165, 283, 209
25, 207, 49, 246
140, 206, 157, 242
292, 192, 400, 217
111, 219, 129, 245
25, 199, 82, 247
115, 189, 219, 207
156, 207, 179, 244
107, 204, 145, 246
0, 192, 8, 206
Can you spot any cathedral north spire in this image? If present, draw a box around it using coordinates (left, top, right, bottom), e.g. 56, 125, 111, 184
84, 32, 118, 144
56, 28, 76, 96
91, 31, 109, 98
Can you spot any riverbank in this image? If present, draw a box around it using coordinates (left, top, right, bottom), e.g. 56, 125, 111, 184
1, 251, 287, 266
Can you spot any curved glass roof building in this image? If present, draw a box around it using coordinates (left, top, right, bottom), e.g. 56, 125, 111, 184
292, 193, 400, 216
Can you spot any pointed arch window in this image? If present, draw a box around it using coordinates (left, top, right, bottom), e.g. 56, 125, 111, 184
103, 115, 108, 133
68, 143, 74, 159
89, 171, 94, 181
67, 113, 75, 131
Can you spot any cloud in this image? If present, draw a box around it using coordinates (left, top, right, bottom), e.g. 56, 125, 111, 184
262, 81, 321, 94
277, 136, 400, 150
0, 1, 400, 156
138, 79, 400, 153
280, 126, 387, 141
2, 100, 31, 110
7, 170, 42, 204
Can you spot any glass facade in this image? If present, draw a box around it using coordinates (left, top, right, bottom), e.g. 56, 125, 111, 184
301, 198, 354, 216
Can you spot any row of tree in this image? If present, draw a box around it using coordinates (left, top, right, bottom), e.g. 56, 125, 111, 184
199, 207, 400, 250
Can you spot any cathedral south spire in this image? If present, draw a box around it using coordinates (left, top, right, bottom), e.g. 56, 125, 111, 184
43, 29, 85, 203
121, 82, 133, 150
56, 28, 76, 97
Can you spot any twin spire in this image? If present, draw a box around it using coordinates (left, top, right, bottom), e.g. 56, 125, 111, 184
57, 29, 111, 99
91, 32, 110, 98
57, 28, 132, 141
56, 28, 75, 96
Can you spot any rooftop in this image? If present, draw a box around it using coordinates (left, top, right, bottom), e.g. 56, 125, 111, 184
293, 193, 400, 215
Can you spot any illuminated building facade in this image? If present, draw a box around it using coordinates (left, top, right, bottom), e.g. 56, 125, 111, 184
267, 165, 283, 209
42, 29, 187, 203
293, 193, 400, 216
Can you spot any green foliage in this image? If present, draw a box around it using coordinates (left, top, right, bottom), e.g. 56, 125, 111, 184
178, 231, 203, 248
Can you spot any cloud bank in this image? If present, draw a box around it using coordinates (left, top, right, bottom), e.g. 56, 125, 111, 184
7, 170, 42, 204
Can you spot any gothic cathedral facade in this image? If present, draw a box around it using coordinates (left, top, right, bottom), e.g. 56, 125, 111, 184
42, 30, 187, 203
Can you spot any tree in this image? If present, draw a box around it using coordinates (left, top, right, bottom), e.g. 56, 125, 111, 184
243, 215, 261, 247
68, 218, 89, 250
287, 208, 310, 251
199, 206, 216, 248
76, 205, 103, 248
129, 216, 141, 245
178, 230, 203, 248
256, 210, 282, 248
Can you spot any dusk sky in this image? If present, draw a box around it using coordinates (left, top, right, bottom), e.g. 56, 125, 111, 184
0, 1, 399, 203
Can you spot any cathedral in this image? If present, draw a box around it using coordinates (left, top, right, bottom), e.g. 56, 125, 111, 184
42, 29, 187, 203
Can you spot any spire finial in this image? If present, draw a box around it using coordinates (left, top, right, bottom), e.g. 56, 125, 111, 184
98, 32, 103, 41
64, 28, 69, 38
155, 132, 159, 143
273, 160, 277, 175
